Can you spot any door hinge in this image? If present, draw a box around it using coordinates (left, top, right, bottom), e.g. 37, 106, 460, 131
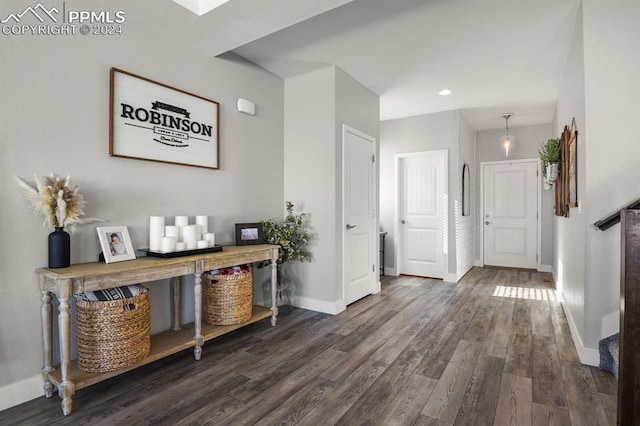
372, 154, 375, 163
372, 265, 375, 272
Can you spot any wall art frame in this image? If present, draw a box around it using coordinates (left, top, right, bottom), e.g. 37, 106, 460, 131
567, 119, 578, 208
110, 68, 220, 169
462, 162, 471, 216
97, 226, 136, 263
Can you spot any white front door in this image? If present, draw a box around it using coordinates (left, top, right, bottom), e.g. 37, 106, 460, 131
398, 150, 447, 279
483, 161, 538, 269
343, 125, 376, 305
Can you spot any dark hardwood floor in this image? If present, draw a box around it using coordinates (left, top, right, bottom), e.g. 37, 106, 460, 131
1, 267, 617, 425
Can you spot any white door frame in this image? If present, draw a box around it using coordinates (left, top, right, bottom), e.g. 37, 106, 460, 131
479, 158, 542, 270
394, 149, 449, 279
341, 124, 379, 308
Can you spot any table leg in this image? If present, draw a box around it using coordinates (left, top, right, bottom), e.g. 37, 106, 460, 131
57, 290, 75, 416
193, 272, 203, 360
40, 289, 54, 398
271, 260, 278, 326
171, 276, 182, 331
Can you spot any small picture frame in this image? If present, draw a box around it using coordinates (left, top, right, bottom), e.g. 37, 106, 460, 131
235, 223, 264, 246
97, 226, 136, 263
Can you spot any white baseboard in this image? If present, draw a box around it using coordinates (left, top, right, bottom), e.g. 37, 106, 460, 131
384, 267, 398, 276
0, 374, 44, 412
559, 294, 600, 366
601, 310, 620, 340
444, 273, 458, 283
538, 264, 553, 273
295, 295, 346, 315
474, 260, 483, 267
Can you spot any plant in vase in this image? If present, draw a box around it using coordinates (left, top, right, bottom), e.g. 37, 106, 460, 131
15, 174, 103, 268
539, 138, 561, 189
261, 201, 311, 315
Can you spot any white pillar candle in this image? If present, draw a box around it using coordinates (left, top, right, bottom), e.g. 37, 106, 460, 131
175, 242, 187, 251
160, 236, 176, 253
174, 215, 189, 227
203, 233, 216, 247
195, 224, 203, 241
195, 215, 208, 234
165, 225, 179, 241
149, 216, 165, 251
182, 225, 197, 250
197, 240, 209, 249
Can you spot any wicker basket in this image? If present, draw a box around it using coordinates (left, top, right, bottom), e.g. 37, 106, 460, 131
76, 290, 151, 373
204, 269, 253, 325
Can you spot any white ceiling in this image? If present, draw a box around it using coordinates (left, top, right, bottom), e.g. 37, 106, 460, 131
159, 0, 581, 131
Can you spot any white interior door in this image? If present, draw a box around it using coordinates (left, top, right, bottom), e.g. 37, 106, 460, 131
343, 125, 376, 305
398, 150, 446, 279
483, 161, 538, 268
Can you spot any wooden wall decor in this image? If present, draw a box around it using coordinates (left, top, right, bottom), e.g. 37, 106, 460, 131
554, 118, 578, 217
567, 118, 578, 208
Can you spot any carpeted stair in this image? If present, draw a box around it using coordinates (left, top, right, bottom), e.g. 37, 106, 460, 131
598, 332, 619, 379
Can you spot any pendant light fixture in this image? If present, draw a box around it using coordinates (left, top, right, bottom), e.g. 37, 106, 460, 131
500, 113, 515, 156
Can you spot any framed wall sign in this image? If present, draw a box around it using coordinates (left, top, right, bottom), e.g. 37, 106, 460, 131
110, 68, 219, 169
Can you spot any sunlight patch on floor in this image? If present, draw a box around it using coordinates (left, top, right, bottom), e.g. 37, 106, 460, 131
492, 285, 559, 301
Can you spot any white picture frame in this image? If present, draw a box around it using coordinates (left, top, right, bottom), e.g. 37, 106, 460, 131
110, 68, 219, 169
97, 226, 136, 264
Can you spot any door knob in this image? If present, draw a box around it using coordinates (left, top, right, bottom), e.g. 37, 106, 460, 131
346, 224, 357, 230
401, 219, 406, 224
485, 221, 491, 225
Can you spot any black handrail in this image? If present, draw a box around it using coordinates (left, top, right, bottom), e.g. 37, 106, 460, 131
594, 197, 640, 230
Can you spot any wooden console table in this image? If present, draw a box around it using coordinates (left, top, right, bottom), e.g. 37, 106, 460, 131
36, 244, 279, 416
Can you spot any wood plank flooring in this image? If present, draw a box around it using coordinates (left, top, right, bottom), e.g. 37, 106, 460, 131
1, 267, 617, 425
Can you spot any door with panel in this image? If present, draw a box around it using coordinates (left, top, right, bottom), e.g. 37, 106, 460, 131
483, 161, 538, 269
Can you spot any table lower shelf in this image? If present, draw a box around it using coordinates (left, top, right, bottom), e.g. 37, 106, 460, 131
47, 305, 273, 391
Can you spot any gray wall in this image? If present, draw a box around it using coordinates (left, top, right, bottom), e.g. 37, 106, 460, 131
553, 2, 587, 355
284, 65, 379, 312
457, 113, 475, 280
581, 0, 640, 350
0, 0, 284, 406
553, 0, 640, 362
379, 110, 458, 278
284, 66, 338, 308
475, 123, 554, 268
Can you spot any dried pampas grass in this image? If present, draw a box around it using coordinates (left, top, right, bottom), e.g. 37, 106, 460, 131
15, 174, 104, 230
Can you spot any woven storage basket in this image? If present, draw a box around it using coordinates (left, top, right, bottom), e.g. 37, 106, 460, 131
76, 290, 151, 373
204, 269, 253, 325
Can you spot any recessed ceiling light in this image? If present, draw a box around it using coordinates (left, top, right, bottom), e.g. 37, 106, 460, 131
438, 89, 452, 96
172, 0, 231, 16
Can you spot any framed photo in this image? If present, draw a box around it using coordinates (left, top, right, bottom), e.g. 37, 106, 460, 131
97, 226, 136, 263
110, 68, 219, 169
235, 223, 264, 246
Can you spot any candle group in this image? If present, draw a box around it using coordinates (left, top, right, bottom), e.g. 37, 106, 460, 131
149, 216, 215, 252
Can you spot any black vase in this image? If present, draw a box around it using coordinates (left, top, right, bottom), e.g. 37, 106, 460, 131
48, 227, 70, 268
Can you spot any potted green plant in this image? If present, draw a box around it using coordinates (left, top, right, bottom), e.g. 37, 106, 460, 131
539, 138, 561, 186
261, 201, 311, 314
